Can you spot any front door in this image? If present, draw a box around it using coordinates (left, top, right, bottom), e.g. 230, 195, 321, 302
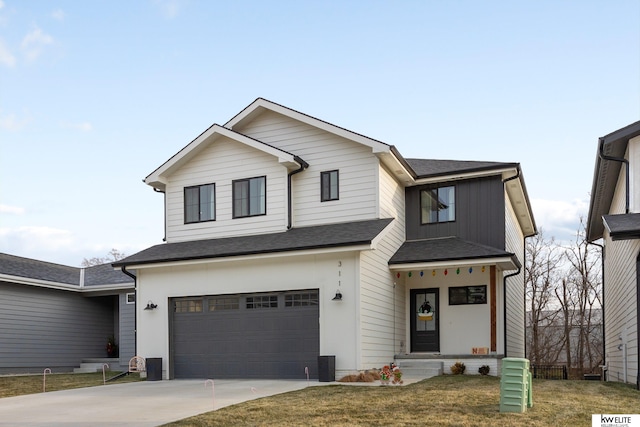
410, 288, 440, 352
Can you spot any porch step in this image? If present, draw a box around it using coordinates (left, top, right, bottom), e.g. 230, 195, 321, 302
395, 360, 443, 379
73, 358, 117, 374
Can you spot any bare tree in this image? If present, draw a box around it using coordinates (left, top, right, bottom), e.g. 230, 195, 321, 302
525, 229, 564, 365
563, 217, 603, 374
81, 248, 126, 267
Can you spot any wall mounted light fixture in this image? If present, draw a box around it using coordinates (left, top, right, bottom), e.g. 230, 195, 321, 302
144, 301, 158, 310
332, 290, 343, 301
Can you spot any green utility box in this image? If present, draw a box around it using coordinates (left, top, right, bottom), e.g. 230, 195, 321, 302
500, 357, 533, 413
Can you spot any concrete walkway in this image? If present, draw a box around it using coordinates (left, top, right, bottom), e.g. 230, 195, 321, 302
0, 379, 315, 427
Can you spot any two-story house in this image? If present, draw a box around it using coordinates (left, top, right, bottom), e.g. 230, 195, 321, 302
114, 98, 536, 380
587, 120, 640, 389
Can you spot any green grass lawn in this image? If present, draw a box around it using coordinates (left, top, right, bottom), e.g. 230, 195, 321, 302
1, 373, 637, 426
0, 371, 143, 398
165, 376, 639, 427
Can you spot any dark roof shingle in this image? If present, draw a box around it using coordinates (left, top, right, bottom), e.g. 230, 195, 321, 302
0, 253, 133, 287
0, 253, 79, 285
114, 218, 394, 267
405, 159, 517, 179
389, 237, 518, 265
602, 213, 640, 241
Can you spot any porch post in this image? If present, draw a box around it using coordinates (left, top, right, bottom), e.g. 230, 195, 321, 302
490, 266, 497, 352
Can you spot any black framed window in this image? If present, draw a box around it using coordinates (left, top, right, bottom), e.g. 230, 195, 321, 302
184, 183, 215, 223
421, 185, 455, 224
233, 176, 266, 218
449, 285, 487, 305
321, 170, 339, 201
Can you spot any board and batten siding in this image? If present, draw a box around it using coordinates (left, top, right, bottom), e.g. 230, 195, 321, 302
234, 110, 379, 227
602, 162, 639, 384
165, 136, 288, 243
0, 282, 115, 374
359, 165, 406, 369
405, 176, 506, 249
504, 192, 526, 357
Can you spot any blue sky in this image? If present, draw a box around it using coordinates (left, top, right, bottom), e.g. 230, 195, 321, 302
0, 0, 638, 266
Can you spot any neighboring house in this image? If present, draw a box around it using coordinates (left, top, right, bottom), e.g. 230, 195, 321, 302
0, 253, 135, 374
111, 98, 537, 380
587, 120, 640, 389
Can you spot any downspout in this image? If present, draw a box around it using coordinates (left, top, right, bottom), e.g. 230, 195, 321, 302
587, 240, 606, 381
599, 137, 629, 214
287, 156, 309, 229
120, 266, 138, 358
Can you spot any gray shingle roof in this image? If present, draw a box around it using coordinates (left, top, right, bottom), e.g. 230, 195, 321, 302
0, 252, 133, 287
602, 213, 640, 241
405, 159, 518, 179
0, 252, 80, 285
84, 263, 135, 286
389, 237, 518, 265
114, 218, 394, 267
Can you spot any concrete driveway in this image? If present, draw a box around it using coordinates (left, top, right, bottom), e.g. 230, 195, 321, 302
0, 379, 316, 427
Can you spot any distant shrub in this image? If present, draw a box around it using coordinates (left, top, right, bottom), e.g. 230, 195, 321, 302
450, 362, 466, 375
478, 365, 490, 375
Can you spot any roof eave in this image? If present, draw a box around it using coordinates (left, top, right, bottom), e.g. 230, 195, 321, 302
388, 255, 520, 271
144, 124, 305, 188
113, 242, 374, 270
587, 120, 640, 242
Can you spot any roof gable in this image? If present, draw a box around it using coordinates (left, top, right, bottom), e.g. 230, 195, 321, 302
225, 98, 415, 184
587, 120, 640, 241
145, 124, 305, 190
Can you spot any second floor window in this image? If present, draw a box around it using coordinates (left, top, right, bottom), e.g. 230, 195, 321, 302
233, 176, 266, 218
421, 185, 455, 224
184, 183, 215, 223
321, 170, 339, 201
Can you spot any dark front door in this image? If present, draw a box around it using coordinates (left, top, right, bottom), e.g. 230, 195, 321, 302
410, 288, 440, 352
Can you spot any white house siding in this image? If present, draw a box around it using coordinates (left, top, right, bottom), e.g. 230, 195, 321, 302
603, 231, 639, 384
233, 110, 379, 227
165, 136, 288, 243
135, 251, 364, 380
628, 136, 640, 212
358, 165, 406, 371
602, 159, 639, 384
504, 192, 526, 357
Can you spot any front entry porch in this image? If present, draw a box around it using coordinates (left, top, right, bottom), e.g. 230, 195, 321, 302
394, 353, 504, 379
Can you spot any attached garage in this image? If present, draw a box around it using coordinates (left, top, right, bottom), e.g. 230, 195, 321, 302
170, 289, 320, 379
